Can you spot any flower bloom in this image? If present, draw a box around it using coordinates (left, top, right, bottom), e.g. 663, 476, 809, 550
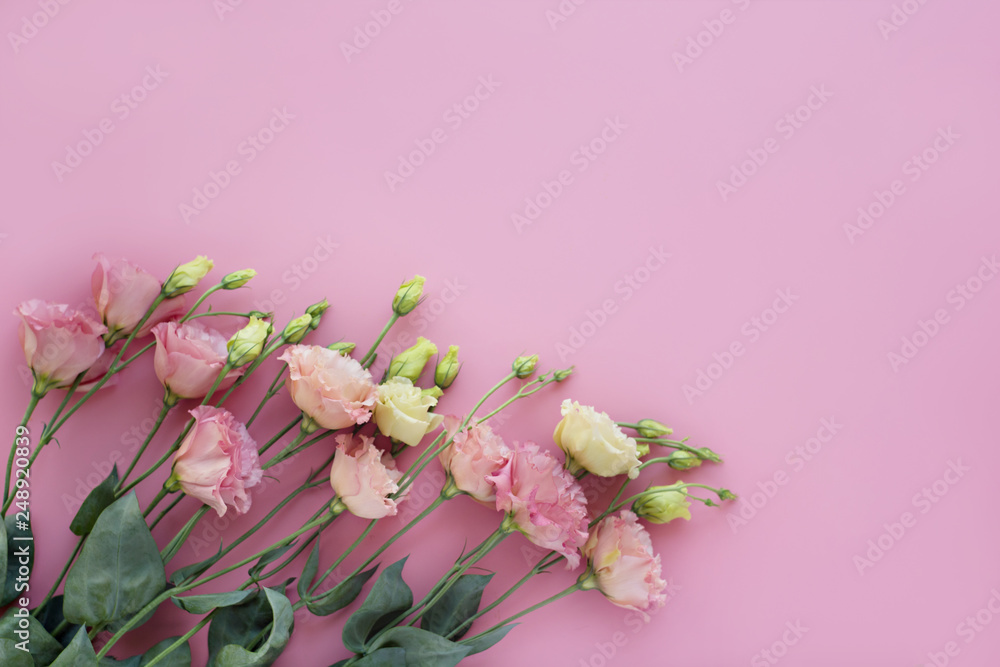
152, 321, 242, 401
329, 434, 406, 519
374, 377, 443, 447
489, 441, 589, 568
278, 345, 378, 430
15, 300, 107, 392
170, 406, 262, 517
582, 511, 667, 616
438, 416, 511, 504
91, 253, 186, 338
553, 400, 641, 479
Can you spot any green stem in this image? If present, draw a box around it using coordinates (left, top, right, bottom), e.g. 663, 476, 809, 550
180, 284, 224, 322
116, 397, 173, 491
258, 417, 302, 456
360, 314, 399, 368
4, 392, 41, 509
462, 581, 584, 644
31, 537, 85, 618
149, 494, 186, 530
185, 311, 256, 320
38, 372, 87, 443
245, 367, 287, 428
143, 487, 171, 518
141, 615, 210, 667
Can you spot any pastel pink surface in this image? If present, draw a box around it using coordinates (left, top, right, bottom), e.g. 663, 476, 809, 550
2, 2, 1000, 666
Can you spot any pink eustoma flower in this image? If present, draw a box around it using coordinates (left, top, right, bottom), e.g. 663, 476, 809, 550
92, 253, 186, 338
278, 345, 378, 430
329, 433, 406, 519
152, 321, 242, 401
15, 300, 107, 393
582, 511, 668, 616
438, 416, 511, 504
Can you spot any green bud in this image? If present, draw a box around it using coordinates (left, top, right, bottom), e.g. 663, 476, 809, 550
221, 269, 256, 289
512, 354, 538, 379
227, 316, 272, 367
636, 419, 673, 439
636, 441, 650, 458
632, 484, 692, 525
553, 367, 574, 382
281, 314, 313, 344
327, 341, 356, 356
306, 299, 330, 329
387, 337, 438, 382
392, 275, 425, 316
163, 256, 214, 297
434, 345, 461, 389
248, 310, 271, 320
667, 450, 702, 471
697, 447, 723, 464
421, 386, 444, 400
717, 489, 737, 501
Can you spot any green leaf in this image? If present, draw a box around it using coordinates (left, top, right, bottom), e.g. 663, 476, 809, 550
419, 573, 493, 640
3, 514, 31, 605
50, 626, 97, 666
70, 465, 119, 536
169, 543, 224, 587
296, 544, 320, 601
0, 607, 64, 664
306, 565, 378, 617
368, 627, 470, 667
248, 543, 297, 581
0, 638, 34, 667
99, 657, 141, 667
63, 493, 167, 626
172, 590, 257, 615
139, 636, 192, 667
342, 558, 412, 653
211, 588, 293, 666
36, 595, 83, 647
346, 648, 407, 666
459, 623, 517, 656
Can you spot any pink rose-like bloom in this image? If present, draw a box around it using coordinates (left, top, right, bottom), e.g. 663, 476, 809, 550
152, 321, 242, 400
329, 433, 406, 519
582, 511, 667, 616
92, 253, 186, 337
171, 406, 262, 517
489, 441, 589, 569
438, 416, 511, 504
278, 345, 378, 430
15, 300, 108, 391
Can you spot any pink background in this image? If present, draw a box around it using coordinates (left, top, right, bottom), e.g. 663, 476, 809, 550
3, 1, 1000, 665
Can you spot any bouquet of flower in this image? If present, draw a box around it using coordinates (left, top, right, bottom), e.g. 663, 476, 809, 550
2, 254, 735, 666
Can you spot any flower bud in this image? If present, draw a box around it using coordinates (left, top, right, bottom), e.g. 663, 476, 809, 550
697, 447, 723, 464
392, 275, 425, 316
327, 341, 356, 356
636, 419, 673, 439
636, 441, 650, 458
632, 484, 691, 525
248, 310, 271, 320
306, 299, 330, 329
512, 354, 538, 379
163, 256, 214, 297
717, 489, 737, 501
421, 386, 444, 399
434, 345, 460, 389
667, 450, 701, 471
221, 269, 256, 290
281, 314, 313, 344
553, 367, 574, 382
386, 337, 437, 383
227, 316, 272, 367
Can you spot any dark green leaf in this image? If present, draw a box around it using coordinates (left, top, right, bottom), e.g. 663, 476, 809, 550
341, 558, 412, 653
0, 607, 63, 664
50, 626, 97, 666
368, 627, 470, 667
99, 657, 141, 667
306, 565, 378, 617
70, 465, 119, 536
3, 514, 31, 605
0, 638, 34, 667
420, 573, 493, 639
139, 636, 192, 667
297, 544, 320, 601
248, 543, 297, 581
349, 648, 407, 666
35, 595, 83, 647
63, 493, 166, 626
172, 590, 256, 615
460, 623, 518, 656
212, 588, 293, 666
169, 543, 224, 587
